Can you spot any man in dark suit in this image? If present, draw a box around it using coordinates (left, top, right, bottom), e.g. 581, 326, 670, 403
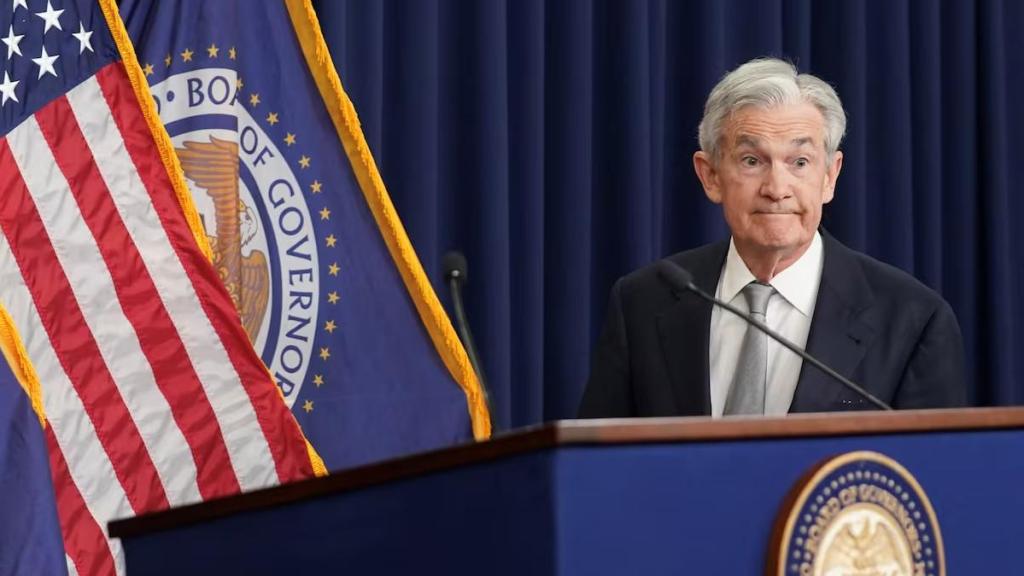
579, 58, 966, 418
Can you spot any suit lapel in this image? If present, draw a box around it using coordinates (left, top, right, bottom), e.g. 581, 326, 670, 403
655, 242, 728, 415
790, 233, 876, 412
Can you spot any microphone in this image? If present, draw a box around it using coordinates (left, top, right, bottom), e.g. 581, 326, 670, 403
656, 260, 893, 411
442, 251, 496, 425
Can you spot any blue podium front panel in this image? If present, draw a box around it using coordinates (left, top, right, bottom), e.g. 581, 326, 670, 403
121, 450, 560, 575
556, 429, 1024, 574
118, 424, 1024, 575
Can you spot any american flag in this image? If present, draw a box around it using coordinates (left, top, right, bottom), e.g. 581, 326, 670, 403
0, 1, 320, 574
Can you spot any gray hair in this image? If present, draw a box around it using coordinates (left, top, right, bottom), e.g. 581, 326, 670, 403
697, 58, 847, 161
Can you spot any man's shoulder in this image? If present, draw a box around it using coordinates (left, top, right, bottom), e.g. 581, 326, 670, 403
616, 240, 729, 298
822, 233, 949, 311
603, 241, 727, 328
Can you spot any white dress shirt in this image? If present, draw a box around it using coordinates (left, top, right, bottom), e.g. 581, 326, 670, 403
709, 232, 824, 416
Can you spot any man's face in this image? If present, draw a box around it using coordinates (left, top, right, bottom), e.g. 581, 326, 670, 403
693, 102, 843, 263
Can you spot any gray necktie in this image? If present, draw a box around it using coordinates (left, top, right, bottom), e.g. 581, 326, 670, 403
723, 282, 774, 415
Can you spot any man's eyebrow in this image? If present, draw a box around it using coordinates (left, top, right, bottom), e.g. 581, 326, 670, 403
734, 135, 818, 149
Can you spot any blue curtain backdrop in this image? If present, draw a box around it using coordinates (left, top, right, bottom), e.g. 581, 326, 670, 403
313, 0, 1023, 431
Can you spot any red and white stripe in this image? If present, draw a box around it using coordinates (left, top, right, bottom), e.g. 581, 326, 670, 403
0, 62, 314, 575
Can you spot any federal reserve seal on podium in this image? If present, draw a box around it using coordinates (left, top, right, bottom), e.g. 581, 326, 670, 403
770, 451, 945, 576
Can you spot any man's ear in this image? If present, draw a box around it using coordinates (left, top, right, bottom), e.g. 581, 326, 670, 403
823, 150, 843, 204
693, 151, 722, 204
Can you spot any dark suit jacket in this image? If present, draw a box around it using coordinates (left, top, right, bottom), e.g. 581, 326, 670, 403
578, 233, 967, 417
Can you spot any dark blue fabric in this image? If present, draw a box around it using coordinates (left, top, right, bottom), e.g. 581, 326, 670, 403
315, 0, 1023, 430
0, 359, 67, 575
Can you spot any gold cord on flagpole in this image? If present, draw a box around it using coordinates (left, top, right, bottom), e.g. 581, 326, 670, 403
0, 305, 48, 428
96, 0, 213, 263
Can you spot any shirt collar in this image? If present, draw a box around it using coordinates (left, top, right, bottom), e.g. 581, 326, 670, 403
719, 231, 824, 317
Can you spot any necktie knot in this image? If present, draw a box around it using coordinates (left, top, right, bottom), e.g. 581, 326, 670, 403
743, 282, 773, 317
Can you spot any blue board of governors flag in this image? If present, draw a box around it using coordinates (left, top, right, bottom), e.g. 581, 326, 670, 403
0, 353, 66, 575
120, 0, 490, 470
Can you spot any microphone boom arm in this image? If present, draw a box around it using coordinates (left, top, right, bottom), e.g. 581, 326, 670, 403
657, 260, 893, 412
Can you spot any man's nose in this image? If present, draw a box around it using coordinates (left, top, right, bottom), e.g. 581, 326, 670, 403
760, 163, 791, 201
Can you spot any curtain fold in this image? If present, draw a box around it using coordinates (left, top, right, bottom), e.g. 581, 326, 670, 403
316, 0, 1024, 427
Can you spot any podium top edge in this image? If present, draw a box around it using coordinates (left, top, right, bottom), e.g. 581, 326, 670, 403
109, 406, 1024, 540
544, 405, 1024, 444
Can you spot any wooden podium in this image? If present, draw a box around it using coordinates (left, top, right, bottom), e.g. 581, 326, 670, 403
110, 408, 1024, 574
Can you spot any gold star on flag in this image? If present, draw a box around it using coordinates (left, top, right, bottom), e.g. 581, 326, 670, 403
324, 321, 336, 334
207, 43, 219, 58
299, 155, 311, 169
313, 374, 324, 386
164, 53, 172, 67
319, 347, 331, 361
328, 262, 340, 276
142, 63, 154, 76
284, 132, 296, 146
249, 93, 260, 106
229, 46, 237, 60
180, 48, 193, 62
319, 207, 330, 220
327, 291, 339, 304
310, 180, 322, 193
325, 234, 337, 248
236, 77, 244, 89
266, 112, 279, 125
303, 400, 314, 413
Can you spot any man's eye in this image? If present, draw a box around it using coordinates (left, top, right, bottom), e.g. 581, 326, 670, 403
742, 156, 758, 167
794, 158, 809, 167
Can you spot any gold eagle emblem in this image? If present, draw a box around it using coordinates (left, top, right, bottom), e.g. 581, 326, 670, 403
820, 517, 911, 575
177, 136, 269, 344
771, 452, 944, 576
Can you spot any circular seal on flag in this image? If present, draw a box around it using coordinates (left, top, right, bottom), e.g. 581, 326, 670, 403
147, 66, 320, 409
771, 451, 945, 576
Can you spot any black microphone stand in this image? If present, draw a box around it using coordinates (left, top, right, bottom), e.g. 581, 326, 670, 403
443, 251, 497, 428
